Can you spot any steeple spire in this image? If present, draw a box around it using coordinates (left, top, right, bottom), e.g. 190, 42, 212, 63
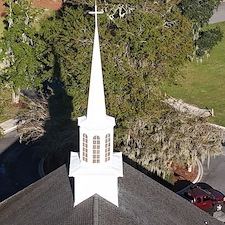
69, 1, 123, 207
87, 3, 105, 121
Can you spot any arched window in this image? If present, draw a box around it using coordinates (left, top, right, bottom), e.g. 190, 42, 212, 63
93, 135, 100, 163
83, 134, 88, 162
105, 134, 110, 162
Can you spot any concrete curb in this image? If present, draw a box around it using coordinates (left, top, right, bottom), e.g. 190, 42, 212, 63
176, 159, 204, 194
193, 158, 203, 184
38, 158, 46, 177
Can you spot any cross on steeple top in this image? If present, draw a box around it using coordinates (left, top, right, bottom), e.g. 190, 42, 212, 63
89, 1, 103, 25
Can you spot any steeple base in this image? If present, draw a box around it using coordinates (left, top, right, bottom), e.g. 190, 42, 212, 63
69, 151, 123, 207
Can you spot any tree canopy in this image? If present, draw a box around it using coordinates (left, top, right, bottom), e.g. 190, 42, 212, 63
178, 0, 223, 59
179, 0, 221, 27
0, 0, 44, 102
39, 1, 193, 119
2, 0, 223, 178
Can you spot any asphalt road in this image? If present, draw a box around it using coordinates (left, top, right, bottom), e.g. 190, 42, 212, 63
0, 130, 18, 154
200, 146, 225, 222
209, 2, 225, 24
201, 146, 225, 194
204, 3, 225, 221
0, 131, 41, 201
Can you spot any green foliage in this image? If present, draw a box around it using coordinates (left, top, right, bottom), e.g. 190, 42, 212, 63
178, 0, 223, 59
36, 1, 206, 177
0, 93, 4, 115
7, 0, 221, 178
39, 1, 193, 122
196, 27, 223, 57
122, 106, 223, 178
0, 18, 5, 38
0, 0, 45, 92
0, 127, 3, 138
179, 0, 221, 27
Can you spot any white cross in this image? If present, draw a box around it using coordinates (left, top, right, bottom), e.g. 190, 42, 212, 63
89, 2, 103, 25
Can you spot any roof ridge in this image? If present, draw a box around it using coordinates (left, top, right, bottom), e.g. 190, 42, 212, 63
93, 194, 99, 225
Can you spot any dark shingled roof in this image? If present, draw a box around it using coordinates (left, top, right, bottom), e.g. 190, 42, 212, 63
0, 163, 223, 225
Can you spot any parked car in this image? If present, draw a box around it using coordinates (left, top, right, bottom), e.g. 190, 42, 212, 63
177, 183, 225, 215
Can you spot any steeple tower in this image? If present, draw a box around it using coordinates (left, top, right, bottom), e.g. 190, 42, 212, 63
69, 2, 123, 207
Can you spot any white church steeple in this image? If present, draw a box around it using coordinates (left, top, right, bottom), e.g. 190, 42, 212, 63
69, 2, 123, 207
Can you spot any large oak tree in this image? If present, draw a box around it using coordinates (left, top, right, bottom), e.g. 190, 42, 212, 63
5, 0, 223, 178
0, 0, 44, 103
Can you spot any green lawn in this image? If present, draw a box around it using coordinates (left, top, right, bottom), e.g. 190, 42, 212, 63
0, 90, 30, 123
163, 22, 225, 126
0, 17, 4, 37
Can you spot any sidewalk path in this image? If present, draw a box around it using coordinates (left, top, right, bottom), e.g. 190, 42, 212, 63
0, 118, 18, 135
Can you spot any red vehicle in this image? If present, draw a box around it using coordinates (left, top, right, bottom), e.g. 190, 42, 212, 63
177, 183, 225, 215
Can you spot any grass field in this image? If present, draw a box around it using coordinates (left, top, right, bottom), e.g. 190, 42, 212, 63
0, 17, 4, 37
163, 22, 225, 126
0, 90, 29, 123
